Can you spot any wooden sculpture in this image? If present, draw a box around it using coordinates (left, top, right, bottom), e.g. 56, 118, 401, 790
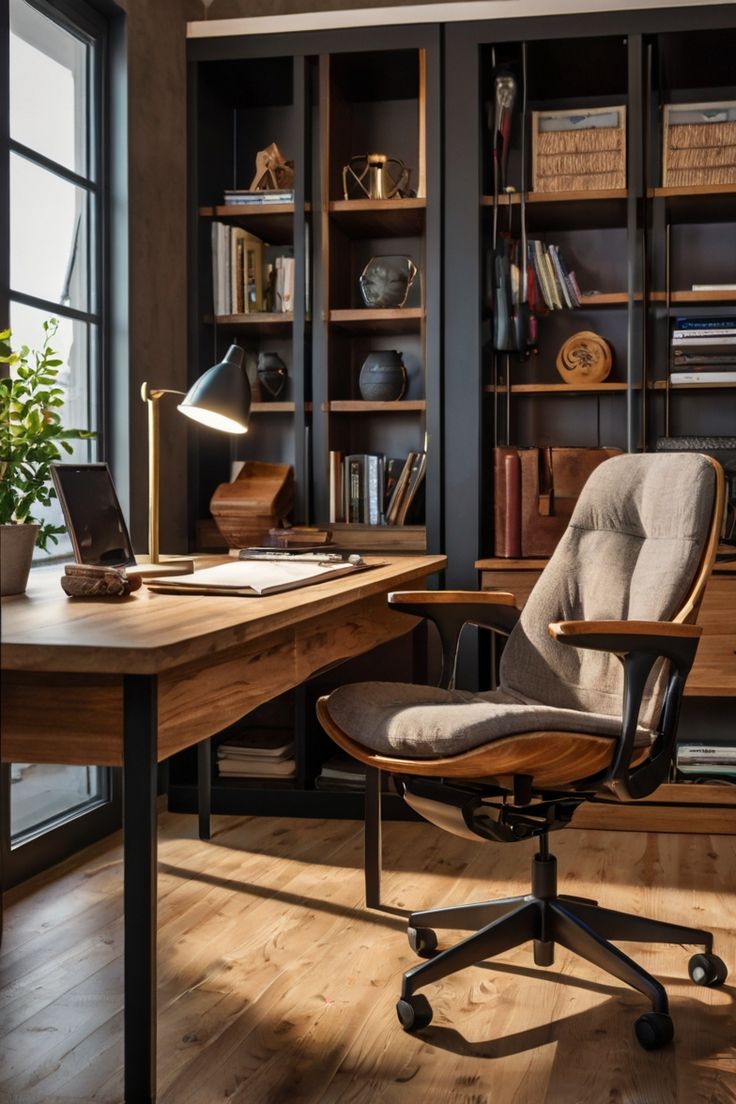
210, 462, 294, 549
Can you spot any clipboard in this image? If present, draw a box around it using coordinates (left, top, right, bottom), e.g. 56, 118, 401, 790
144, 557, 383, 597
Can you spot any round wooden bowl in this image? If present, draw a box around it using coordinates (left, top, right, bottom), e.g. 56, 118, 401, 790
556, 331, 613, 385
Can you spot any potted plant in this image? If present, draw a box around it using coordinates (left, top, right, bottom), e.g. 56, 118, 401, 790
0, 318, 94, 596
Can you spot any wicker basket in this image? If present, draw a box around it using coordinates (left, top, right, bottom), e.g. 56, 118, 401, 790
532, 106, 626, 193
663, 102, 736, 187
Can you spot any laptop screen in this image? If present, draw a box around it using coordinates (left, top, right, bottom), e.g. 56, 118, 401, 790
51, 463, 136, 568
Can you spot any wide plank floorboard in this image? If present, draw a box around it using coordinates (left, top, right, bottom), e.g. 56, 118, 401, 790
0, 812, 734, 1103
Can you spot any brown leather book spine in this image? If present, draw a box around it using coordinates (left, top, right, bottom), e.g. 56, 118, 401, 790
504, 452, 522, 557
493, 447, 521, 557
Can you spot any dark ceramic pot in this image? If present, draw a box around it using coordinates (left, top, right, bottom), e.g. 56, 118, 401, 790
257, 351, 288, 399
358, 350, 407, 401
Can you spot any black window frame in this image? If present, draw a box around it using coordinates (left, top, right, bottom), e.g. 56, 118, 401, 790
1, 0, 123, 892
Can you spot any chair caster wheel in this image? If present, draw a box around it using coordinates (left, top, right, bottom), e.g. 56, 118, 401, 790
634, 1012, 674, 1050
688, 952, 728, 987
408, 926, 438, 957
396, 993, 433, 1032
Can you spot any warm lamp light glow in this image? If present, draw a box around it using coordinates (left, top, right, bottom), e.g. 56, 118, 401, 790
177, 405, 249, 434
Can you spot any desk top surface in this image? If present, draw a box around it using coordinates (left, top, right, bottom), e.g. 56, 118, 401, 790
1, 555, 446, 676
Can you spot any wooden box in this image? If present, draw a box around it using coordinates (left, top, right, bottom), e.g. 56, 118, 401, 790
532, 105, 626, 193
210, 461, 294, 549
662, 101, 736, 187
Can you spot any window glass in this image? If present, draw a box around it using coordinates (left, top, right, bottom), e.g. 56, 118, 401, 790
9, 0, 88, 175
10, 153, 90, 312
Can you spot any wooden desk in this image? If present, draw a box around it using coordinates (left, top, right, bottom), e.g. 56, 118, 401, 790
1, 554, 445, 1103
476, 555, 736, 834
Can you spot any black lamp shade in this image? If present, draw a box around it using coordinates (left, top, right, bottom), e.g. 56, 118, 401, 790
177, 344, 250, 434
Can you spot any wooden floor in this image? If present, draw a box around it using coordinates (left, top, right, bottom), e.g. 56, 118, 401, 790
1, 813, 735, 1104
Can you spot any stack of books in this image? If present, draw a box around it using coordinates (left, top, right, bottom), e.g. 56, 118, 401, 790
315, 753, 397, 792
328, 450, 426, 526
528, 240, 582, 311
216, 728, 296, 780
670, 317, 736, 385
676, 743, 736, 778
223, 189, 294, 205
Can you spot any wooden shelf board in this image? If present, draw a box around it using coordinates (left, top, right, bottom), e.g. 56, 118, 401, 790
200, 203, 299, 244
329, 308, 424, 334
481, 189, 628, 228
579, 293, 628, 306
651, 184, 736, 199
652, 380, 736, 391
651, 290, 736, 303
649, 184, 736, 222
328, 523, 427, 553
206, 312, 294, 333
481, 189, 627, 206
326, 400, 426, 413
476, 557, 549, 570
250, 402, 296, 413
484, 382, 629, 394
328, 198, 425, 237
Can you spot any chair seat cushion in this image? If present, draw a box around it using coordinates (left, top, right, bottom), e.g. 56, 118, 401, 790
324, 682, 651, 759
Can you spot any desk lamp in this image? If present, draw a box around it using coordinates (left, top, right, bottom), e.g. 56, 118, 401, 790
140, 344, 250, 569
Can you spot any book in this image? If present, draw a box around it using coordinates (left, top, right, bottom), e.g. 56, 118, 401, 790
690, 285, 736, 291
365, 454, 385, 526
145, 558, 363, 596
674, 316, 736, 329
670, 371, 736, 384
395, 451, 427, 525
329, 450, 344, 523
677, 743, 736, 763
344, 455, 363, 523
385, 452, 416, 525
542, 248, 564, 309
548, 244, 574, 309
223, 189, 294, 204
672, 329, 736, 340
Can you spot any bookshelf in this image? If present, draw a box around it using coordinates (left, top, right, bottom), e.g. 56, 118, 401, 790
182, 9, 735, 822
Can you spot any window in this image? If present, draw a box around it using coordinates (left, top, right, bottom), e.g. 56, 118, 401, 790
9, 0, 105, 559
3, 0, 120, 881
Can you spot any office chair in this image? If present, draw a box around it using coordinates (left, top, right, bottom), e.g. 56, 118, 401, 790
317, 453, 728, 1050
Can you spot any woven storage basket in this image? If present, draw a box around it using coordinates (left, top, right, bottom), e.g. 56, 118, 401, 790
532, 106, 626, 193
663, 102, 736, 187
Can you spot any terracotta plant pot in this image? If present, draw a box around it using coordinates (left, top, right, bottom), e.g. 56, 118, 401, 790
0, 523, 40, 596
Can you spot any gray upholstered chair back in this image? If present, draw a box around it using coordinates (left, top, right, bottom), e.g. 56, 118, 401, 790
499, 453, 716, 726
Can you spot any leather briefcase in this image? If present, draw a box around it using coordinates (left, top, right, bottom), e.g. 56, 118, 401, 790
494, 446, 622, 558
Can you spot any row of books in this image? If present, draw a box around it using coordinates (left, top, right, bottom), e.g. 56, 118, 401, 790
315, 753, 397, 793
529, 240, 583, 311
670, 316, 736, 385
211, 221, 295, 316
328, 450, 427, 526
223, 188, 294, 206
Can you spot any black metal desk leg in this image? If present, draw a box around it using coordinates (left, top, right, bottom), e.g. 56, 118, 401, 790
123, 675, 158, 1103
365, 765, 382, 909
198, 737, 212, 841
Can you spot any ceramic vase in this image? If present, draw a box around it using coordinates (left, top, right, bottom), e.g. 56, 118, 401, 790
358, 350, 407, 401
257, 352, 288, 400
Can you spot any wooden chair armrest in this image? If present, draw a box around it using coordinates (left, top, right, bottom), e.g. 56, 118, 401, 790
549, 619, 702, 641
389, 590, 517, 607
388, 590, 520, 689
